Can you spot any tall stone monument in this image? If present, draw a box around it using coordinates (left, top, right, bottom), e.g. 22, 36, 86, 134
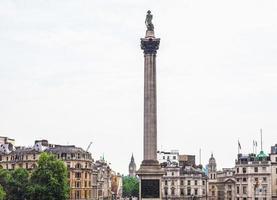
137, 10, 164, 200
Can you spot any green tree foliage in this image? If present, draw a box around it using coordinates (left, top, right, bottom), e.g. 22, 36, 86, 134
0, 169, 9, 189
0, 185, 6, 200
0, 168, 29, 200
6, 168, 29, 200
122, 176, 139, 197
28, 153, 69, 200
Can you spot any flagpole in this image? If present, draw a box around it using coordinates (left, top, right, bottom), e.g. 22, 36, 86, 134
252, 140, 255, 154
260, 128, 263, 152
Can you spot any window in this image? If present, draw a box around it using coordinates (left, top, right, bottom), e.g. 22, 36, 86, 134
243, 177, 247, 182
202, 180, 205, 185
237, 186, 240, 194
75, 172, 81, 178
275, 157, 277, 162
262, 167, 266, 171
171, 188, 175, 195
194, 188, 198, 195
173, 156, 176, 160
171, 172, 174, 176
237, 168, 239, 173
242, 168, 246, 173
195, 180, 197, 185
188, 180, 191, 185
243, 186, 247, 194
180, 189, 184, 195
163, 156, 165, 159
254, 167, 258, 172
180, 180, 184, 185
75, 190, 80, 198
187, 188, 191, 195
164, 188, 168, 195
75, 181, 81, 188
165, 180, 168, 186
275, 167, 277, 174
171, 180, 174, 186
263, 177, 267, 182
25, 163, 28, 169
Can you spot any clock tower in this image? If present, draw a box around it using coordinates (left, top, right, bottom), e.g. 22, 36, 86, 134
129, 153, 137, 177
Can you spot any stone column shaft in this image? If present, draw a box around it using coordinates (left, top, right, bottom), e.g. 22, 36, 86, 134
144, 53, 157, 161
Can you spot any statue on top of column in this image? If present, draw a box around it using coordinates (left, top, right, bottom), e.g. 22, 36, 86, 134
145, 10, 154, 31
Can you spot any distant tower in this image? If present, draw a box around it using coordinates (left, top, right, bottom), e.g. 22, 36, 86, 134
208, 153, 217, 180
129, 154, 136, 177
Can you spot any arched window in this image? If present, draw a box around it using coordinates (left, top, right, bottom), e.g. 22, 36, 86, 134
75, 163, 82, 169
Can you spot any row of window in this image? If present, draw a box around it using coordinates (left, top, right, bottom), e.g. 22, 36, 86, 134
0, 154, 36, 161
164, 180, 205, 186
72, 181, 92, 188
71, 172, 92, 179
236, 185, 268, 194
164, 188, 205, 196
0, 163, 37, 170
236, 176, 268, 183
70, 190, 92, 199
236, 166, 268, 174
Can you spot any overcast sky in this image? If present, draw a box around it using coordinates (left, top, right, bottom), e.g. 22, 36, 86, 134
1, 0, 277, 174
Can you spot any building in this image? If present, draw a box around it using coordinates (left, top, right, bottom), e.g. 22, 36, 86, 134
129, 154, 136, 177
94, 159, 113, 200
0, 136, 15, 154
159, 150, 207, 199
0, 137, 117, 200
270, 144, 277, 199
234, 152, 272, 200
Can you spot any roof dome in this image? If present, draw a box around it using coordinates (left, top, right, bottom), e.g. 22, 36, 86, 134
257, 150, 267, 159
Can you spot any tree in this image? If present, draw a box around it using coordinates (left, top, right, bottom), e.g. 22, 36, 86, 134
0, 185, 6, 200
6, 168, 29, 200
0, 169, 10, 189
122, 176, 139, 197
0, 168, 29, 200
28, 153, 69, 200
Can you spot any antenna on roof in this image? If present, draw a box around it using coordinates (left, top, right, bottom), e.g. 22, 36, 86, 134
199, 148, 202, 165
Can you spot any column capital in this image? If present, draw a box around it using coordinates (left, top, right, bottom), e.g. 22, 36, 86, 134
141, 37, 160, 54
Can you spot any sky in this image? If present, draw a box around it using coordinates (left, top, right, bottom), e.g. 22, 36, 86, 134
1, 0, 277, 174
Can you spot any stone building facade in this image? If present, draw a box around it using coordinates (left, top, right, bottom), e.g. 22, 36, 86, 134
270, 144, 277, 199
207, 152, 273, 200
0, 137, 117, 200
159, 150, 207, 200
234, 152, 272, 200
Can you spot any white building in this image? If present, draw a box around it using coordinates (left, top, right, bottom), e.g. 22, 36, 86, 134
158, 150, 179, 166
234, 152, 272, 200
270, 144, 277, 199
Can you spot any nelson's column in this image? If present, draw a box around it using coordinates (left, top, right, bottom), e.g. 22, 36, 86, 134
137, 11, 164, 200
